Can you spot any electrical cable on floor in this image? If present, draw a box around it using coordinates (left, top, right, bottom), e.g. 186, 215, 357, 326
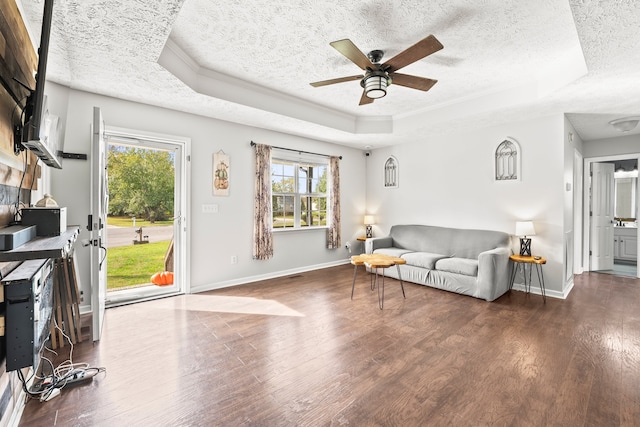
16, 318, 107, 402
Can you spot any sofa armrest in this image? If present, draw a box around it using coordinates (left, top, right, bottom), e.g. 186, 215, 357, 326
476, 247, 511, 301
365, 236, 393, 254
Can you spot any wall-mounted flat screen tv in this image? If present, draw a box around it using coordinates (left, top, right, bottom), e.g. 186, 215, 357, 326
21, 0, 62, 169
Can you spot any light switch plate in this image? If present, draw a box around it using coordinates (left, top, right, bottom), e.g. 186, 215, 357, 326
202, 204, 218, 213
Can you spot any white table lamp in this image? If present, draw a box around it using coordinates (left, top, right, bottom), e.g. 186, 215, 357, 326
364, 215, 375, 238
515, 221, 536, 256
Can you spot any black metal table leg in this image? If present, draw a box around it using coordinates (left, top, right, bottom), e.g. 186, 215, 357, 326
396, 264, 406, 298
535, 263, 546, 303
378, 268, 385, 310
351, 264, 358, 300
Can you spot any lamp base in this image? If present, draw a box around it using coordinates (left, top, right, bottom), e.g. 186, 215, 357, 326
365, 225, 372, 238
519, 238, 532, 256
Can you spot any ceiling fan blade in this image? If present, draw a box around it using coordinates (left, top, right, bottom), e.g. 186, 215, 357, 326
359, 91, 374, 105
383, 35, 444, 73
391, 73, 438, 91
310, 75, 362, 87
330, 39, 373, 70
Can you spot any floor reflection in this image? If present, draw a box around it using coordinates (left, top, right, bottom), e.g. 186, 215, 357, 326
144, 294, 305, 317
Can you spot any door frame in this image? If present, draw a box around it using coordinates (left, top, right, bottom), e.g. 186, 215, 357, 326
90, 107, 107, 341
589, 162, 615, 271
104, 125, 191, 303
573, 149, 583, 275
583, 153, 640, 277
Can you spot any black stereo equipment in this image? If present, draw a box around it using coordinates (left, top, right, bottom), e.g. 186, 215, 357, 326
3, 258, 54, 372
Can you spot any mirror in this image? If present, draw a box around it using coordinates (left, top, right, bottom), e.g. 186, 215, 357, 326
614, 175, 637, 221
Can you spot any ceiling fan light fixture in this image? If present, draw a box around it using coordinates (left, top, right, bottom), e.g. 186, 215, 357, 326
609, 116, 640, 132
312, 35, 443, 105
364, 71, 390, 99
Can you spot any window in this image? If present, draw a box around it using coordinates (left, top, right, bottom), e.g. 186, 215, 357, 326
272, 158, 328, 229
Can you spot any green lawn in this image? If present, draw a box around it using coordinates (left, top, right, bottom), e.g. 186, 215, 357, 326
108, 216, 174, 227
107, 241, 171, 289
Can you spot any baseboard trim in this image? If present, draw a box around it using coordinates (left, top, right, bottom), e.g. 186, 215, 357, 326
511, 281, 570, 299
7, 390, 25, 427
6, 369, 35, 427
190, 259, 350, 294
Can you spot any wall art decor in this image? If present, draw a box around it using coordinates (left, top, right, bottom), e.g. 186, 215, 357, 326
384, 156, 399, 188
494, 137, 521, 181
213, 150, 230, 196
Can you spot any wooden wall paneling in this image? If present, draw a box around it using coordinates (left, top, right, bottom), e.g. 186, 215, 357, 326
0, 0, 37, 105
0, 2, 43, 424
0, 0, 37, 158
0, 185, 31, 224
0, 0, 41, 230
0, 91, 20, 155
0, 156, 40, 189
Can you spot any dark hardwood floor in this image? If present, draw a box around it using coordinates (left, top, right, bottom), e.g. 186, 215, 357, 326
19, 264, 640, 426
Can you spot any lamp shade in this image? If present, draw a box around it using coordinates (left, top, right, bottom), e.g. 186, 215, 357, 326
364, 215, 375, 225
364, 75, 387, 99
515, 221, 535, 237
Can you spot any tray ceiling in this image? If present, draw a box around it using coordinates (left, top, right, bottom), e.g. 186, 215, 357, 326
17, 0, 640, 148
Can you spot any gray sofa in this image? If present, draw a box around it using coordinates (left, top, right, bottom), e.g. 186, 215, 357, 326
365, 224, 512, 301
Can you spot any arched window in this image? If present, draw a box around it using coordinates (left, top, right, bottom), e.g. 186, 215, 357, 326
495, 138, 520, 181
384, 156, 398, 188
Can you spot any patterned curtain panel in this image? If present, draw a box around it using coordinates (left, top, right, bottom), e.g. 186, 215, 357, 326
326, 156, 341, 249
253, 143, 274, 260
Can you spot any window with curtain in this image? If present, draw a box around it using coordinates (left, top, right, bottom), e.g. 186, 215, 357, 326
271, 157, 328, 229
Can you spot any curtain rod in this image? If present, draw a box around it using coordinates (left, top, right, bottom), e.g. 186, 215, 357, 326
250, 141, 342, 160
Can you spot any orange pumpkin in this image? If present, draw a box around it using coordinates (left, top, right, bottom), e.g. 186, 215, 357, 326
151, 271, 174, 286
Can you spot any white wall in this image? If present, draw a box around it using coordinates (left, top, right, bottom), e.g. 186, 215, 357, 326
366, 114, 567, 295
45, 83, 366, 311
43, 81, 578, 302
583, 133, 640, 158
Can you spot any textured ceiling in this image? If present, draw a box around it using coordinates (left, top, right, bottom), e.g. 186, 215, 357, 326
17, 0, 640, 149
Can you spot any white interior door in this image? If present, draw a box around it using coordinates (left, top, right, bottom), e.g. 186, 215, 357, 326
90, 107, 108, 341
590, 162, 615, 271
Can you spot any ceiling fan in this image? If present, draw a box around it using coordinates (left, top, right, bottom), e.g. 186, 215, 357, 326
310, 35, 444, 105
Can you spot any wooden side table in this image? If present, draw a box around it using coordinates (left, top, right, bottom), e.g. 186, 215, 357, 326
509, 255, 547, 302
356, 237, 368, 257
350, 254, 380, 299
365, 256, 406, 309
350, 254, 407, 309
350, 255, 367, 299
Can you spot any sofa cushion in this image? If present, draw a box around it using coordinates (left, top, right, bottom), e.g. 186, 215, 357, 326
435, 257, 479, 277
373, 247, 413, 258
388, 225, 511, 259
401, 252, 448, 270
